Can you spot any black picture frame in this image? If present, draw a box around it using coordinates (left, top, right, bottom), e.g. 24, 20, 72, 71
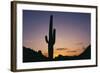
11, 1, 98, 72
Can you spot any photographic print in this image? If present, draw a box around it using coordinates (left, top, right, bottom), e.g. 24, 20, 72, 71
23, 10, 91, 62
11, 1, 97, 72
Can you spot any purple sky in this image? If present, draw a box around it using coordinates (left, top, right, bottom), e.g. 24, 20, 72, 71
23, 10, 91, 56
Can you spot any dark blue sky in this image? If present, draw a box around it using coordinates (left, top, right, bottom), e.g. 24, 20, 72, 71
23, 10, 91, 55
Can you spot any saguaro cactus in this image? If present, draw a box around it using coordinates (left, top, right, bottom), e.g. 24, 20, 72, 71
45, 15, 56, 60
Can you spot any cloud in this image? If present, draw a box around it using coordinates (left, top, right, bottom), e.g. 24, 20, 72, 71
56, 48, 68, 50
75, 42, 83, 45
66, 50, 77, 53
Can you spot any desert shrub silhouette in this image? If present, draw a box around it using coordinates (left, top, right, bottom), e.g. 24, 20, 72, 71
23, 47, 48, 62
79, 45, 91, 59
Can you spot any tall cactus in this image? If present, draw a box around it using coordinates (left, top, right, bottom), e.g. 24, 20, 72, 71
45, 15, 56, 60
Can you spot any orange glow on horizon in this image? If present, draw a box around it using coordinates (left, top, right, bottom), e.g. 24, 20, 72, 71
39, 48, 84, 58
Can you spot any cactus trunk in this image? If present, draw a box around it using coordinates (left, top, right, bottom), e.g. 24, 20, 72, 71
45, 15, 56, 60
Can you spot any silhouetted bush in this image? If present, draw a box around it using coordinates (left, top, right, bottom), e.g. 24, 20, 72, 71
79, 45, 91, 59
23, 46, 48, 62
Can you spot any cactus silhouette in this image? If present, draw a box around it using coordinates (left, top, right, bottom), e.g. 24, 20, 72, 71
45, 15, 56, 60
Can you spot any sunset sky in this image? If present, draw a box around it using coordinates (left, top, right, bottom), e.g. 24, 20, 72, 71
23, 10, 91, 57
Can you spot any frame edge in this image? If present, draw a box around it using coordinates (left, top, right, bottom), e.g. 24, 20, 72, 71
11, 1, 17, 72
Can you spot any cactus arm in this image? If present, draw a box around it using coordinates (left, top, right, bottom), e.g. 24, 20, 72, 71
45, 35, 49, 43
52, 29, 56, 44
